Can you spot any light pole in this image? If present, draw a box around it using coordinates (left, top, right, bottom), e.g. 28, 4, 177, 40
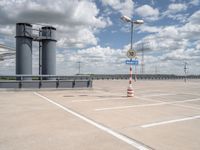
77, 61, 81, 75
184, 62, 188, 83
121, 15, 144, 97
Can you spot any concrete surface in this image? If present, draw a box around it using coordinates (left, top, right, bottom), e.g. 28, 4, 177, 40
0, 80, 200, 150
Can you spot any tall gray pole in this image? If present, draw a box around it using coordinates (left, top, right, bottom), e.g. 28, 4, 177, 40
130, 22, 133, 51
184, 62, 188, 83
39, 29, 42, 75
78, 61, 81, 74
141, 43, 145, 74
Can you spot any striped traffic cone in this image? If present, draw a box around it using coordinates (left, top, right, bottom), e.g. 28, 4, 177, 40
127, 84, 134, 97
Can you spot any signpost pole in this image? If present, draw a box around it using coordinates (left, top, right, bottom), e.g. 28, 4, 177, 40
130, 22, 133, 85
127, 22, 134, 97
129, 59, 132, 85
127, 60, 134, 97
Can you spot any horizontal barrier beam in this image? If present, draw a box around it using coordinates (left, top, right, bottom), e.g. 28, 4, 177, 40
0, 74, 200, 82
0, 80, 92, 89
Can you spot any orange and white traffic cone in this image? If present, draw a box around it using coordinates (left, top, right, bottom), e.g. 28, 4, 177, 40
127, 84, 134, 97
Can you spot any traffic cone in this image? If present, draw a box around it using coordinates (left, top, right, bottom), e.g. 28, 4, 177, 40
127, 84, 134, 97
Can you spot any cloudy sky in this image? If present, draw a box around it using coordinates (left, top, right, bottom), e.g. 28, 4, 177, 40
0, 0, 200, 75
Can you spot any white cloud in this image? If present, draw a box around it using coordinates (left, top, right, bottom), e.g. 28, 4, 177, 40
189, 0, 199, 6
166, 13, 189, 23
188, 10, 200, 24
101, 0, 134, 17
135, 5, 159, 21
179, 11, 200, 40
141, 26, 189, 53
57, 28, 98, 48
140, 26, 181, 51
168, 3, 187, 13
159, 26, 179, 39
139, 9, 200, 51
139, 25, 162, 33
196, 40, 200, 50
160, 49, 195, 61
135, 9, 200, 74
0, 25, 14, 35
56, 45, 129, 74
179, 23, 200, 40
163, 3, 188, 20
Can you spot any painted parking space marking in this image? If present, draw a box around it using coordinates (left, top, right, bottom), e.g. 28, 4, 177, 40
95, 98, 200, 111
34, 92, 151, 150
172, 103, 200, 110
71, 97, 128, 102
72, 96, 162, 103
134, 96, 163, 102
180, 92, 200, 97
136, 90, 163, 94
95, 102, 167, 111
141, 93, 177, 98
141, 115, 200, 128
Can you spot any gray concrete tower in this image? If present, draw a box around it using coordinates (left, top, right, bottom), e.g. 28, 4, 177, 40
15, 23, 33, 77
41, 26, 56, 76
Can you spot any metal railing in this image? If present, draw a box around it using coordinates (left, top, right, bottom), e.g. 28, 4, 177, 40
0, 74, 200, 81
0, 75, 92, 89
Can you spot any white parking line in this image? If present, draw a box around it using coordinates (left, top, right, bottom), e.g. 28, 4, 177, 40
72, 96, 161, 103
134, 96, 163, 102
95, 102, 166, 111
34, 92, 151, 150
141, 115, 200, 128
141, 93, 177, 98
136, 90, 163, 95
95, 98, 200, 111
172, 104, 200, 110
72, 97, 128, 102
180, 92, 200, 97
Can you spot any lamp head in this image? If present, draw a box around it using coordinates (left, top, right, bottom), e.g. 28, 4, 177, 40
133, 20, 144, 24
121, 15, 132, 22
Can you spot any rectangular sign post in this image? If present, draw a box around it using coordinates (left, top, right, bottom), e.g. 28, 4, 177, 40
125, 60, 139, 65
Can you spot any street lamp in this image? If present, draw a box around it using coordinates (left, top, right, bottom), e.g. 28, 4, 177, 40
121, 15, 144, 50
121, 15, 144, 97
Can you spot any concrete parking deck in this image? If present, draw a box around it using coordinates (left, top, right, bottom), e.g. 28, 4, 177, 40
0, 80, 200, 150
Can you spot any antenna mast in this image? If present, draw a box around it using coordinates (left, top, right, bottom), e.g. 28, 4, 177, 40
184, 62, 188, 82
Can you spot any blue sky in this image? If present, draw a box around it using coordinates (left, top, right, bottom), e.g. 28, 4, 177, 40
0, 0, 200, 75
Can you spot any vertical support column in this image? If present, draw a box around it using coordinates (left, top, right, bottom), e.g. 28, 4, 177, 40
15, 23, 33, 80
41, 26, 57, 80
39, 29, 42, 76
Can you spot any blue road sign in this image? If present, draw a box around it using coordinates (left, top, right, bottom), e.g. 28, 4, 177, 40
125, 60, 139, 65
